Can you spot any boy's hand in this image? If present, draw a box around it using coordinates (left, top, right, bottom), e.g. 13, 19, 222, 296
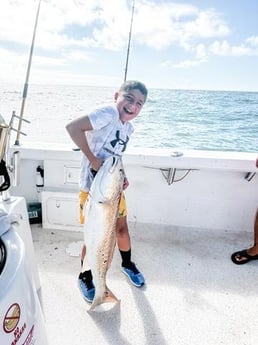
90, 157, 103, 172
256, 157, 258, 169
123, 177, 129, 190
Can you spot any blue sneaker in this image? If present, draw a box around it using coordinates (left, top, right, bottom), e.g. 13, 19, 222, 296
78, 272, 95, 303
122, 262, 145, 287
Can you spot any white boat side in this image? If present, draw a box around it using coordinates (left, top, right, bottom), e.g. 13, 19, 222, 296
9, 143, 258, 232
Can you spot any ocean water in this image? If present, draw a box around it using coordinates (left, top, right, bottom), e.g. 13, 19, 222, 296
0, 83, 258, 153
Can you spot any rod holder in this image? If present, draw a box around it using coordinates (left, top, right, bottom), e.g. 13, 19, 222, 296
11, 151, 20, 187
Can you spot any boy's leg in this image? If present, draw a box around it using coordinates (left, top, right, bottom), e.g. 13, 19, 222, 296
116, 216, 131, 251
116, 194, 145, 287
78, 190, 95, 303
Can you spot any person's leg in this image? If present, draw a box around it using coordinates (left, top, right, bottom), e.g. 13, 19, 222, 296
248, 208, 258, 255
231, 208, 258, 264
116, 215, 131, 267
116, 194, 145, 287
116, 216, 145, 287
116, 216, 131, 251
116, 192, 131, 262
78, 190, 95, 302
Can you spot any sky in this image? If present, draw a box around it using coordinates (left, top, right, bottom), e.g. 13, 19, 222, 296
1, 0, 258, 91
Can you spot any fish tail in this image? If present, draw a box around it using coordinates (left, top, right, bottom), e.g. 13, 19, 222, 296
89, 286, 119, 311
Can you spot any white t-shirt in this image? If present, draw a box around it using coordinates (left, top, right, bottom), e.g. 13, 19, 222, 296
79, 105, 134, 191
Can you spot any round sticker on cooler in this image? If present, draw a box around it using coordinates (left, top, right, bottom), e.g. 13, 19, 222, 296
3, 303, 21, 333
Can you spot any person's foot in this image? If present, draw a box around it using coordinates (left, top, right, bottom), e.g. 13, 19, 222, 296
78, 271, 95, 302
231, 248, 258, 265
122, 262, 145, 287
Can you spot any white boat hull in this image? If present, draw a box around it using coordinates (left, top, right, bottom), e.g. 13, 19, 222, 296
9, 144, 258, 233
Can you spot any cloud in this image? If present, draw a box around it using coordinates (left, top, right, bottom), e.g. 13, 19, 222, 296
159, 43, 208, 70
0, 0, 231, 52
0, 47, 29, 81
183, 9, 230, 39
209, 39, 258, 56
246, 36, 258, 47
162, 58, 206, 69
0, 0, 257, 87
131, 3, 230, 50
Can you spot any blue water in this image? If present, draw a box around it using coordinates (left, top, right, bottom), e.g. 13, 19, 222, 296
1, 84, 258, 152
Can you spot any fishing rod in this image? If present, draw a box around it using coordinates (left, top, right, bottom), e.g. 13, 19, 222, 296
124, 0, 135, 82
14, 0, 42, 146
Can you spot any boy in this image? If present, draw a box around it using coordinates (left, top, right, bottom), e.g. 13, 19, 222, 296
66, 80, 148, 302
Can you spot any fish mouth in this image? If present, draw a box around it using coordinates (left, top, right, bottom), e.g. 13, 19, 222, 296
108, 156, 122, 174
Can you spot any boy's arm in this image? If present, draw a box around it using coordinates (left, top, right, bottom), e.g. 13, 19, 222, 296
66, 115, 102, 171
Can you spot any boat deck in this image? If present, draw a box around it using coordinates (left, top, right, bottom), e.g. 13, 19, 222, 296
31, 222, 258, 345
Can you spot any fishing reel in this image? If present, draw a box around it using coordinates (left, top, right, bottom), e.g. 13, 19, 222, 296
0, 160, 10, 192
0, 118, 10, 192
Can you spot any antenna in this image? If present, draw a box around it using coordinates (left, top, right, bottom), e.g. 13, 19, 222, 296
14, 0, 42, 146
124, 0, 135, 82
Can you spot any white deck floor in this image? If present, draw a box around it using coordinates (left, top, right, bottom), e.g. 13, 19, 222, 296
31, 223, 258, 345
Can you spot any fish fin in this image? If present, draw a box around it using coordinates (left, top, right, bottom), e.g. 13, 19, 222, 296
103, 287, 119, 304
89, 287, 119, 311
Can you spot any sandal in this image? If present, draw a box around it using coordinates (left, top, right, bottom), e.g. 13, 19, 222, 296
231, 249, 258, 265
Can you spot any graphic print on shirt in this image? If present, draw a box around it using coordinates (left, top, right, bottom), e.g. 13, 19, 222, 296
110, 130, 129, 153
